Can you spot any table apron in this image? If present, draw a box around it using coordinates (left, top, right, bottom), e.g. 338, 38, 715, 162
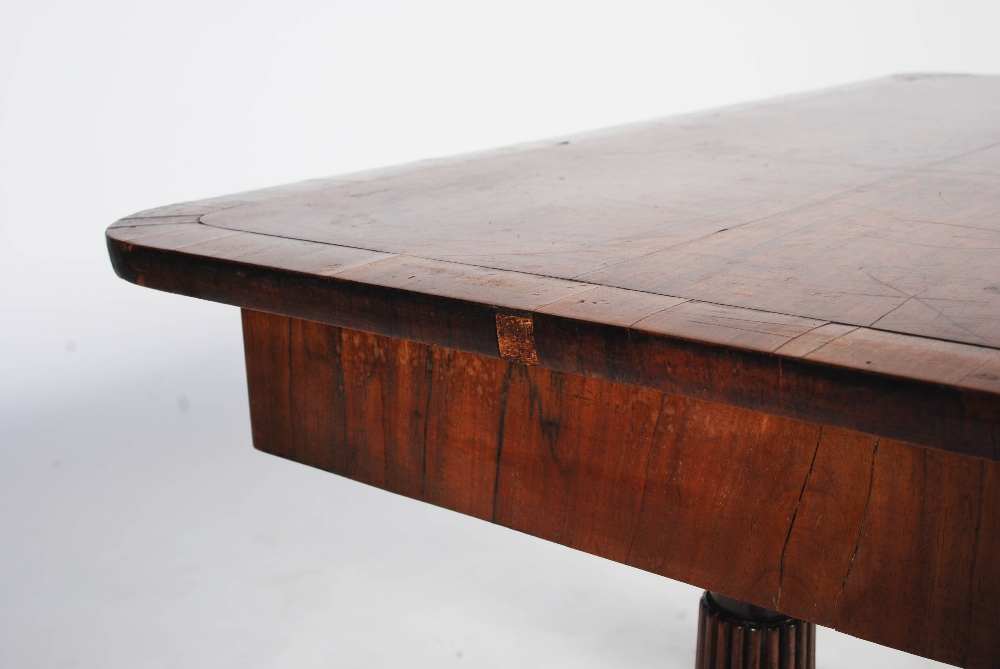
241, 309, 1000, 669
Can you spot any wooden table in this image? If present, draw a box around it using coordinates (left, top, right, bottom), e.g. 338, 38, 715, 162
107, 74, 1000, 668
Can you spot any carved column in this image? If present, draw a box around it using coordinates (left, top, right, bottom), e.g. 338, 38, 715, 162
695, 592, 815, 669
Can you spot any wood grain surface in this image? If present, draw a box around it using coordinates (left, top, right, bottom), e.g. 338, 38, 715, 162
242, 310, 1000, 669
107, 75, 1000, 459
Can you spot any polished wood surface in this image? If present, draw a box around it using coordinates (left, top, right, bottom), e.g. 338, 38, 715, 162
108, 75, 1000, 460
241, 310, 999, 668
107, 75, 1000, 668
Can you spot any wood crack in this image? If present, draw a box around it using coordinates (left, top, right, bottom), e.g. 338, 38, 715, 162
286, 317, 296, 458
491, 364, 517, 523
419, 347, 435, 500
835, 438, 879, 621
777, 426, 822, 607
964, 459, 987, 666
625, 394, 666, 564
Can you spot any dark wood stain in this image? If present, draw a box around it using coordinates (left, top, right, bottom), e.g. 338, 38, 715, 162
106, 235, 1000, 460
110, 76, 1000, 669
241, 310, 1000, 668
106, 76, 1000, 460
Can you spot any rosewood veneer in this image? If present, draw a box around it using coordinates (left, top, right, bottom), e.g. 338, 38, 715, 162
108, 75, 1000, 668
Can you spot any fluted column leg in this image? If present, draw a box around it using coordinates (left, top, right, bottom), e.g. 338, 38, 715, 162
695, 592, 815, 669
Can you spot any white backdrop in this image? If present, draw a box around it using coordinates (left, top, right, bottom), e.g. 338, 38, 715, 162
2, 1, 998, 667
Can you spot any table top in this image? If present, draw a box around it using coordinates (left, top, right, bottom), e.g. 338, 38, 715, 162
107, 74, 1000, 461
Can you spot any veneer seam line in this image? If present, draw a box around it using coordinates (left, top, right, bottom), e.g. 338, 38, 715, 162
115, 230, 1000, 358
